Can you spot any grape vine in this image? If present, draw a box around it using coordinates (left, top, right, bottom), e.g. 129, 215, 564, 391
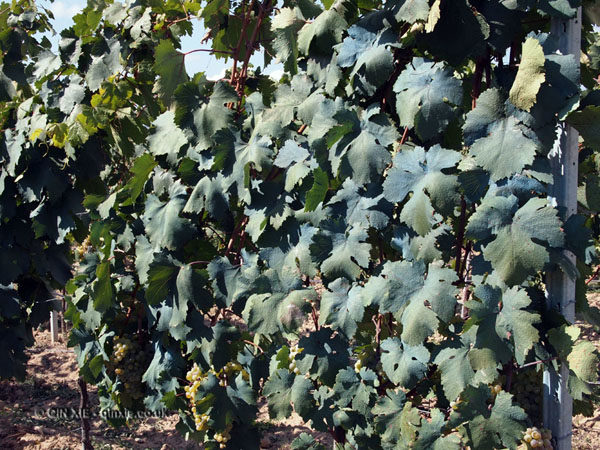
2, 0, 600, 449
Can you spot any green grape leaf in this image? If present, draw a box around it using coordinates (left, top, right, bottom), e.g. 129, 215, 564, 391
153, 40, 188, 105
509, 37, 545, 112
463, 89, 538, 181
243, 292, 287, 336
333, 368, 377, 416
148, 111, 188, 165
263, 369, 314, 419
142, 182, 196, 251
146, 264, 177, 306
183, 174, 230, 222
567, 105, 600, 151
417, 0, 488, 66
460, 390, 526, 449
577, 173, 600, 211
85, 39, 122, 91
305, 167, 329, 212
372, 390, 409, 446
468, 284, 539, 366
393, 0, 430, 23
414, 408, 461, 450
319, 278, 364, 339
326, 106, 396, 185
208, 252, 260, 307
200, 321, 241, 370
434, 345, 475, 401
548, 324, 580, 359
336, 25, 394, 92
92, 261, 114, 312
121, 154, 157, 206
383, 145, 460, 235
568, 341, 599, 383
272, 7, 305, 75
193, 82, 237, 151
466, 195, 563, 285
537, 0, 580, 18
394, 58, 463, 140
400, 297, 439, 345
298, 9, 346, 55
380, 338, 430, 389
327, 178, 391, 230
295, 328, 350, 386
361, 260, 425, 314
291, 433, 326, 450
309, 219, 370, 281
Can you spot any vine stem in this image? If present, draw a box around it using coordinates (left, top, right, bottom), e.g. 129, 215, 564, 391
236, 0, 272, 104
471, 58, 485, 109
311, 303, 320, 331
243, 339, 264, 354
225, 216, 249, 257
183, 48, 232, 56
504, 361, 514, 392
204, 222, 227, 246
460, 250, 473, 320
189, 260, 210, 266
399, 127, 409, 147
517, 357, 559, 370
230, 0, 256, 86
455, 196, 467, 278
585, 266, 600, 285
77, 377, 93, 450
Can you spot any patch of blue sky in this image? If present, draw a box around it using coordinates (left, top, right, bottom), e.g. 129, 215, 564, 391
36, 0, 283, 80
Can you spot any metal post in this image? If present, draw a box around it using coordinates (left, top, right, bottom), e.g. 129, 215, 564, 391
50, 310, 59, 344
544, 8, 581, 450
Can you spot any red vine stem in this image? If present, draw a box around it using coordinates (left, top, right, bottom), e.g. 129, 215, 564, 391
189, 260, 210, 266
183, 48, 232, 56
455, 196, 467, 278
236, 0, 272, 103
460, 250, 473, 320
205, 223, 227, 245
224, 216, 249, 257
230, 0, 256, 86
311, 303, 320, 331
399, 127, 409, 147
517, 357, 559, 370
243, 339, 264, 354
585, 266, 600, 285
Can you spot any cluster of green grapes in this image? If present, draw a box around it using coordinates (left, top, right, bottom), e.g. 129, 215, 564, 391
107, 335, 149, 409
288, 344, 303, 375
511, 369, 542, 422
520, 427, 553, 449
185, 362, 247, 433
185, 363, 210, 431
213, 424, 232, 449
73, 236, 91, 261
353, 344, 375, 373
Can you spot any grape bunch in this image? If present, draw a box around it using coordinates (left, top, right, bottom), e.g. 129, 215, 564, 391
520, 426, 553, 449
185, 361, 247, 434
108, 335, 149, 409
214, 424, 232, 449
353, 344, 375, 373
511, 368, 542, 422
73, 236, 91, 261
288, 344, 303, 375
185, 362, 209, 430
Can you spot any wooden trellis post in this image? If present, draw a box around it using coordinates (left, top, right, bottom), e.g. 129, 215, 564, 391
544, 8, 582, 450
